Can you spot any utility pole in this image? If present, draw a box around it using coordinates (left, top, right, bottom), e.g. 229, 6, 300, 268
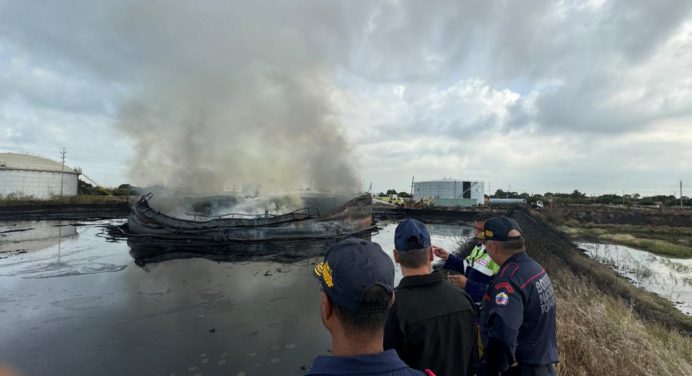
681, 181, 684, 208
508, 185, 511, 198
59, 148, 66, 197
410, 176, 415, 199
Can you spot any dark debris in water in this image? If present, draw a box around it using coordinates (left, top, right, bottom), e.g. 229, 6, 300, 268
0, 249, 28, 259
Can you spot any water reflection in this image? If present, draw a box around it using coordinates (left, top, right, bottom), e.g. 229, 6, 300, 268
579, 242, 692, 315
0, 220, 78, 255
0, 219, 472, 376
127, 237, 353, 268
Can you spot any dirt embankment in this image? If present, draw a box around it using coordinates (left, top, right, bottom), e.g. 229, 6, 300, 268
542, 205, 692, 227
0, 202, 130, 220
540, 205, 692, 258
374, 207, 478, 223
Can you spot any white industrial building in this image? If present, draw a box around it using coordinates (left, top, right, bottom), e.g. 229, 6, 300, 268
0, 153, 81, 199
413, 179, 485, 206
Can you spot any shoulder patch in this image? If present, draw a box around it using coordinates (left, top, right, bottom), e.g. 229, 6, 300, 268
495, 292, 509, 306
494, 281, 514, 293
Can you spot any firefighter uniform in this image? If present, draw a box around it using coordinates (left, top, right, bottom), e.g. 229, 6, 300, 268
479, 218, 558, 376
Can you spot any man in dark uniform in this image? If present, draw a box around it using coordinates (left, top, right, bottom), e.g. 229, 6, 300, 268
309, 238, 427, 376
480, 217, 558, 376
384, 219, 478, 376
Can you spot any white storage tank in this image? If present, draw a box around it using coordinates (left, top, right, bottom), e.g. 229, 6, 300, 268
413, 179, 485, 206
0, 153, 81, 199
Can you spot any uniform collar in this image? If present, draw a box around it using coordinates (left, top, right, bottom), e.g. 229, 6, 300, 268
397, 270, 444, 289
308, 349, 410, 375
503, 251, 530, 265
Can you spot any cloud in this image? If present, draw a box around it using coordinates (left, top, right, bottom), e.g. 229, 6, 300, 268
1, 0, 691, 195
1, 0, 369, 193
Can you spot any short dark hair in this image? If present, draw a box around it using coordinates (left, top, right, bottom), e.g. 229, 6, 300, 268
494, 238, 525, 253
332, 284, 392, 333
474, 213, 492, 222
396, 247, 429, 268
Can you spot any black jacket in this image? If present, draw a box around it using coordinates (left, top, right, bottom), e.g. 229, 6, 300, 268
384, 271, 479, 376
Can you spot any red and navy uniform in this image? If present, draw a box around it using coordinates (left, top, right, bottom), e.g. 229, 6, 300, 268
480, 252, 558, 376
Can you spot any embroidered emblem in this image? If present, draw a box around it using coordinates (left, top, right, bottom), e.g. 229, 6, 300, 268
495, 292, 509, 306
314, 262, 334, 288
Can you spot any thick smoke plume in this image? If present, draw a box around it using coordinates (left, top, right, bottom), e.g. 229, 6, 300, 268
116, 1, 361, 195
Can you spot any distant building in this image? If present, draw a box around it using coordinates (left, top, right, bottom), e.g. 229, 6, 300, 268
0, 153, 81, 199
413, 179, 485, 207
488, 198, 527, 206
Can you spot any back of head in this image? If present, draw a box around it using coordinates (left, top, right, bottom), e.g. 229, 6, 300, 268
483, 216, 525, 253
474, 212, 493, 223
314, 238, 395, 334
394, 218, 431, 268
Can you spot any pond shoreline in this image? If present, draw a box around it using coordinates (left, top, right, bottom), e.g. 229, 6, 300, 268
578, 242, 692, 316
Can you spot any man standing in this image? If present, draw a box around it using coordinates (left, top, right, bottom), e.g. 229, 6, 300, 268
480, 217, 558, 376
433, 214, 500, 310
384, 219, 478, 376
309, 238, 426, 376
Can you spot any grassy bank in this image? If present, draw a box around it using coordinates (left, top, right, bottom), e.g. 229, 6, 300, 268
556, 274, 692, 375
507, 208, 692, 375
559, 224, 692, 258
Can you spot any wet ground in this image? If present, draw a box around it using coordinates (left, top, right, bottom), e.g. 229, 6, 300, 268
579, 242, 692, 315
0, 219, 469, 376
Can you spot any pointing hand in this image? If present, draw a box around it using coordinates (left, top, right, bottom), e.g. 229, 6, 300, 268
432, 245, 449, 260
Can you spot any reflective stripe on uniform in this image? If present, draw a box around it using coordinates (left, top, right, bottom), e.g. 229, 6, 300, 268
465, 245, 500, 277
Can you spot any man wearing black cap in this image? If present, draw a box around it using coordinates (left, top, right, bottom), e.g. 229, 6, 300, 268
310, 238, 427, 376
480, 216, 558, 376
384, 218, 478, 376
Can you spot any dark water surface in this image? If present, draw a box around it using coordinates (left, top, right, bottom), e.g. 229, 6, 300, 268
0, 219, 470, 376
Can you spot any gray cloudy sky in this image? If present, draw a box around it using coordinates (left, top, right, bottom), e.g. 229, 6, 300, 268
1, 0, 691, 196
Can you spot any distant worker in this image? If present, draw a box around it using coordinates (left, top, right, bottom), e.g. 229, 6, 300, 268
309, 238, 427, 376
384, 219, 478, 376
433, 213, 499, 311
479, 217, 559, 376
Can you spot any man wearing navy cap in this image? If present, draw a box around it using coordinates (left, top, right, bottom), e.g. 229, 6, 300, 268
480, 217, 558, 376
309, 238, 427, 376
384, 219, 478, 376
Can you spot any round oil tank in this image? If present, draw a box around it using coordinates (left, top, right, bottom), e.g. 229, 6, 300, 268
0, 153, 81, 199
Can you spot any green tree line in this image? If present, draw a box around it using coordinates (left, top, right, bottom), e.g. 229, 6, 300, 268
491, 189, 690, 207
